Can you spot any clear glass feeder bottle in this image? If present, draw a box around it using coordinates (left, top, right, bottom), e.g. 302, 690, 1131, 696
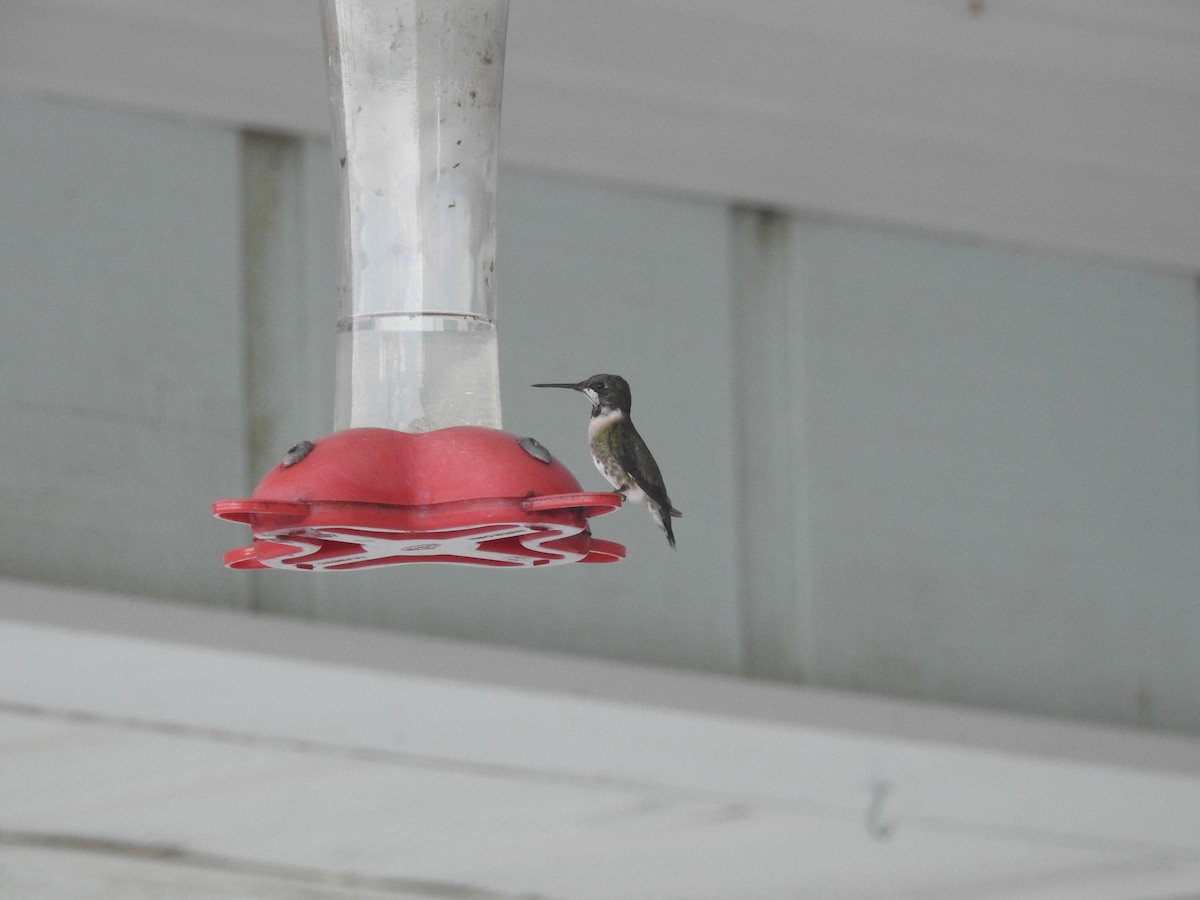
322, 0, 506, 432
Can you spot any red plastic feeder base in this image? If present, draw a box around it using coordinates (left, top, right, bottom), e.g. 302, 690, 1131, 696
213, 427, 625, 570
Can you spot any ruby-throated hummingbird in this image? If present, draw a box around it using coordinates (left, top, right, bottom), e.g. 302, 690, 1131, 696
533, 374, 681, 549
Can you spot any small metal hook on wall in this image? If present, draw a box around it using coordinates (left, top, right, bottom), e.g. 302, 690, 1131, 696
865, 779, 896, 841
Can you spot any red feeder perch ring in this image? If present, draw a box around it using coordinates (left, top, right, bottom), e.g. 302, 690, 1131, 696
213, 427, 625, 570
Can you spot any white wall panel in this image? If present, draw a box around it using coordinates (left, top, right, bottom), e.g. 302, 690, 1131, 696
739, 220, 1200, 731
237, 133, 338, 619
2, 584, 1200, 900
0, 96, 250, 607
4, 93, 1198, 737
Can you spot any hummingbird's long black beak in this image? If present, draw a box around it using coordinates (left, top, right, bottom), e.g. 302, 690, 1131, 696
532, 382, 583, 391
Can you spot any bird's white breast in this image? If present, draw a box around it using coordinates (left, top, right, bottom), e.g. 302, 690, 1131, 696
587, 408, 623, 440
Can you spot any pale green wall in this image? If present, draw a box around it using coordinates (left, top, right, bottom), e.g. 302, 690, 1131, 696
767, 220, 1200, 728
0, 96, 250, 607
3, 94, 1198, 732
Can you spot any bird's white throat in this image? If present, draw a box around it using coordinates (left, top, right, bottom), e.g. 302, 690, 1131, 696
587, 408, 624, 440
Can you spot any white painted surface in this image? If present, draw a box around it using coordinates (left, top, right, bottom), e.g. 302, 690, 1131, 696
2, 1, 1198, 272
731, 211, 817, 682
1, 844, 444, 900
0, 95, 250, 607
2, 580, 1200, 899
740, 219, 1200, 731
238, 133, 339, 618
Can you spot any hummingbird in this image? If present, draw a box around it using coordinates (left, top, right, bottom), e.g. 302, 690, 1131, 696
533, 374, 681, 549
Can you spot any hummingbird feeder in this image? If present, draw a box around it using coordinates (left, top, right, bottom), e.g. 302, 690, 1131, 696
213, 0, 624, 569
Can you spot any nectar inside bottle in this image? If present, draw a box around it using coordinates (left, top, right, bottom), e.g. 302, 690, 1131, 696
335, 312, 500, 433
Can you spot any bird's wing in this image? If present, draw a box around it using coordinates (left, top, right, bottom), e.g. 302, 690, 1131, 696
616, 423, 680, 515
